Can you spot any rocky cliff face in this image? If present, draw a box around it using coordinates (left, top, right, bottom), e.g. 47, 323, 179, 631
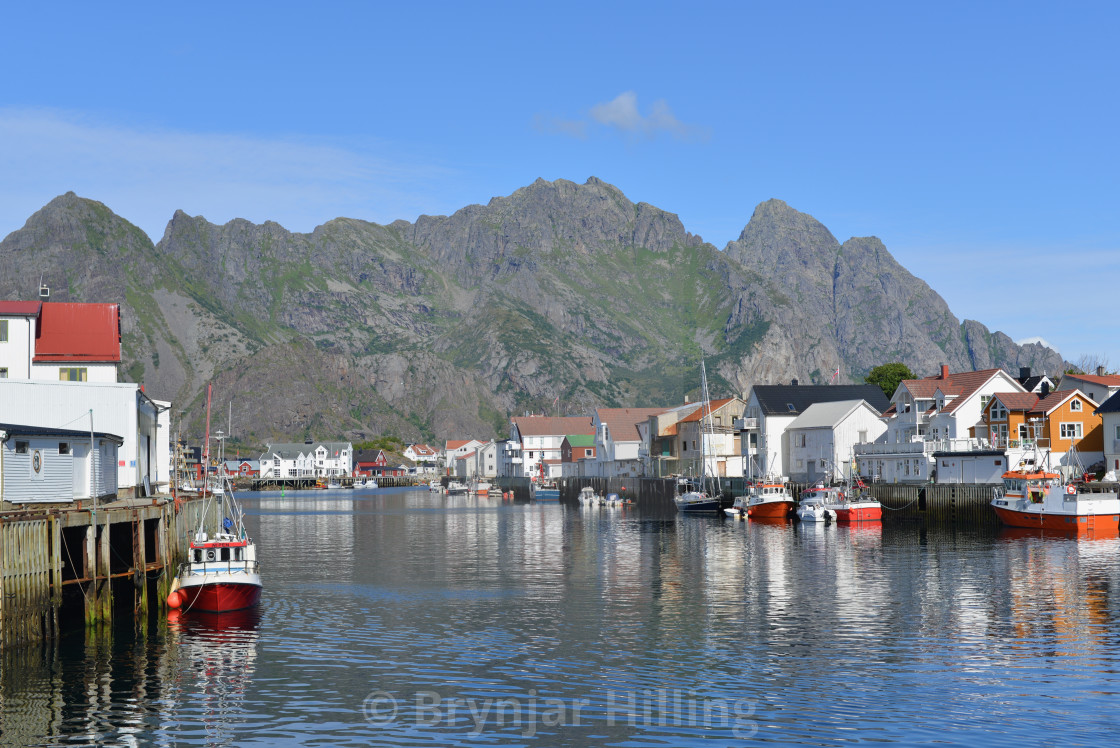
0, 180, 1065, 446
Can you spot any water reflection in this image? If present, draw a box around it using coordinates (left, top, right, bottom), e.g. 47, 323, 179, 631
1, 490, 1119, 745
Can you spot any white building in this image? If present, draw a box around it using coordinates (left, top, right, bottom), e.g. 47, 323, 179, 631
590, 407, 667, 478
509, 417, 594, 479
856, 366, 1024, 484
0, 422, 121, 504
259, 441, 353, 479
786, 400, 887, 483
1096, 391, 1120, 475
0, 300, 123, 383
738, 383, 891, 479
0, 379, 170, 494
1055, 371, 1120, 406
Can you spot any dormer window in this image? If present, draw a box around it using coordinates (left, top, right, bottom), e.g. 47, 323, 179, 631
787, 403, 796, 412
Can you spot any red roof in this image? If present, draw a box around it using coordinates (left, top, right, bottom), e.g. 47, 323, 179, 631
901, 368, 1008, 414
597, 407, 668, 442
446, 440, 472, 450
33, 303, 121, 363
1064, 373, 1120, 387
0, 300, 42, 316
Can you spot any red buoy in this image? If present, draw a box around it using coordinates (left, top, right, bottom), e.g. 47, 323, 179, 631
167, 590, 183, 610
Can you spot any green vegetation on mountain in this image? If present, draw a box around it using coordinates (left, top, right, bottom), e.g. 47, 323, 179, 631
0, 180, 1066, 445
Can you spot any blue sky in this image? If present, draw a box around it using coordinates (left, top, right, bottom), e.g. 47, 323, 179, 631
2, 2, 1117, 372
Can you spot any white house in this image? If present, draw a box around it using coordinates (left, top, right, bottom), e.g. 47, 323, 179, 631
786, 400, 887, 483
404, 443, 439, 465
1096, 390, 1120, 475
0, 379, 170, 495
856, 366, 1024, 484
737, 383, 891, 479
508, 417, 593, 479
0, 422, 122, 504
259, 441, 353, 479
0, 300, 123, 383
1055, 371, 1120, 406
590, 407, 667, 478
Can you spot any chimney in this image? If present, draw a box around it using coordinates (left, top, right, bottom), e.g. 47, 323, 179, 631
1041, 382, 1050, 397
791, 378, 799, 386
940, 364, 949, 380
1097, 366, 1106, 377
1019, 367, 1031, 380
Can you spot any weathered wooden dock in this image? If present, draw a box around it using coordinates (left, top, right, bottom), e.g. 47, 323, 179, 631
0, 496, 216, 648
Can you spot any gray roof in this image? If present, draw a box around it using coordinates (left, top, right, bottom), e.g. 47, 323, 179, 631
750, 384, 890, 416
787, 400, 876, 430
260, 441, 352, 460
0, 422, 124, 445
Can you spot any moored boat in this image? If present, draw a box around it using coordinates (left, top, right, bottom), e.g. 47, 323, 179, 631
168, 384, 262, 614
446, 480, 469, 495
675, 477, 721, 512
991, 467, 1120, 535
532, 479, 560, 502
578, 486, 599, 505
796, 484, 840, 523
674, 359, 724, 514
743, 477, 796, 520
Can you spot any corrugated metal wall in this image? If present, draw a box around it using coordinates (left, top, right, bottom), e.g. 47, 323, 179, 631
3, 438, 73, 503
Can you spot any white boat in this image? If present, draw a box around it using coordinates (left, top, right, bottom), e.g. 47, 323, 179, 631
326, 478, 341, 490
472, 480, 492, 495
578, 486, 600, 505
674, 360, 723, 513
796, 484, 841, 523
429, 479, 442, 492
354, 478, 379, 490
446, 480, 469, 495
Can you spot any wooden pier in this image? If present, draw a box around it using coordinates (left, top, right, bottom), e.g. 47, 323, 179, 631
0, 496, 216, 649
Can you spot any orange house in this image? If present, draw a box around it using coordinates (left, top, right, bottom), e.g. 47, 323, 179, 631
976, 390, 1103, 454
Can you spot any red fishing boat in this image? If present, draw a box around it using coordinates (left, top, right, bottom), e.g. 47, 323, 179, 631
168, 384, 262, 613
743, 477, 796, 520
991, 465, 1120, 535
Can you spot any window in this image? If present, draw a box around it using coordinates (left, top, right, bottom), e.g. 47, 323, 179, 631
980, 395, 991, 409
990, 404, 1007, 421
1060, 423, 1083, 440
1115, 425, 1120, 440
0, 367, 6, 378
15, 441, 28, 454
527, 451, 534, 459
1070, 400, 1082, 412
59, 442, 70, 454
0, 320, 6, 342
585, 448, 592, 457
59, 367, 88, 382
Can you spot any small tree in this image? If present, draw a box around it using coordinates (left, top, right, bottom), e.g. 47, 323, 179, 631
865, 362, 915, 399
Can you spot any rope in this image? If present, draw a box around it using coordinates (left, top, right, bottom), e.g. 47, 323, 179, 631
880, 496, 920, 511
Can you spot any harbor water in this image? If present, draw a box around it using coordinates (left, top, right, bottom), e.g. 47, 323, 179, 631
3, 487, 1120, 746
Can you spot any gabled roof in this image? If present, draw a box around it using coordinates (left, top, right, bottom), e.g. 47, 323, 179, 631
901, 368, 1013, 414
511, 416, 595, 438
1061, 373, 1120, 387
33, 303, 121, 363
751, 385, 889, 416
445, 440, 473, 450
408, 443, 438, 456
678, 398, 735, 423
788, 400, 875, 430
991, 392, 1041, 412
262, 441, 352, 460
0, 301, 42, 317
597, 407, 669, 442
1031, 390, 1096, 415
1017, 375, 1051, 393
564, 434, 596, 448
1096, 390, 1120, 415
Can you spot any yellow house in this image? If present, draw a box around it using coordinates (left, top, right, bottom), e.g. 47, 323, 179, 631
976, 389, 1102, 454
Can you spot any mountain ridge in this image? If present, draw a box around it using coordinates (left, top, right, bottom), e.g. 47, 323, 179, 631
0, 178, 1065, 445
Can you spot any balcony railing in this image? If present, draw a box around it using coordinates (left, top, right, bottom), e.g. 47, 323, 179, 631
733, 417, 759, 430
855, 438, 993, 456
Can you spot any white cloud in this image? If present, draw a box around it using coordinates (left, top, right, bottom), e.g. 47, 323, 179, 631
0, 108, 454, 242
542, 91, 706, 141
1015, 336, 1060, 354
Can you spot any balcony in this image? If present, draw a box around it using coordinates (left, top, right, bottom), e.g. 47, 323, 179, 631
733, 417, 759, 431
